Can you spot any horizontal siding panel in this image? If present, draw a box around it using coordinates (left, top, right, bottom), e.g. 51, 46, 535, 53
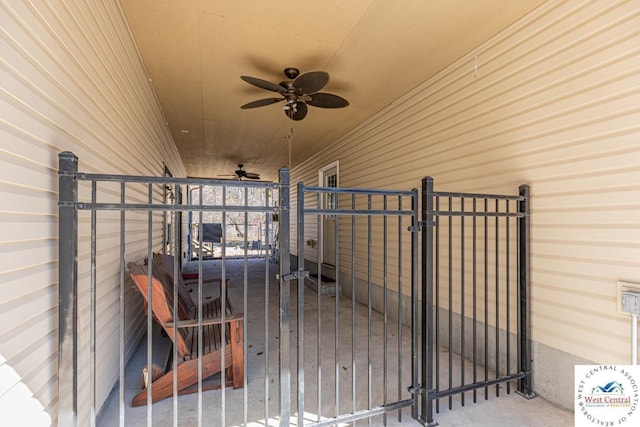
534, 315, 628, 363
0, 306, 57, 361
0, 238, 56, 272
0, 285, 56, 338
292, 0, 640, 379
0, 0, 185, 424
0, 182, 55, 215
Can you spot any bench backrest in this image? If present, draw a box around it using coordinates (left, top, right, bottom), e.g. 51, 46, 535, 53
152, 253, 195, 320
128, 262, 190, 356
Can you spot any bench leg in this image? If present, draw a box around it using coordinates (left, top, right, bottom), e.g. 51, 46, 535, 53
132, 350, 233, 406
230, 319, 244, 389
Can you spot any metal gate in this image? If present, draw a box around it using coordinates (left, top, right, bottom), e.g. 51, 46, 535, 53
294, 183, 420, 426
58, 152, 291, 426
420, 177, 535, 426
58, 152, 533, 426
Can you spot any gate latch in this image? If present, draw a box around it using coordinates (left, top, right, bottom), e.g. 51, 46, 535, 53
407, 384, 425, 396
277, 270, 310, 282
407, 220, 437, 233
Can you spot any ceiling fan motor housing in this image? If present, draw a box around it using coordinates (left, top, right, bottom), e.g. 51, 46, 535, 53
283, 67, 300, 79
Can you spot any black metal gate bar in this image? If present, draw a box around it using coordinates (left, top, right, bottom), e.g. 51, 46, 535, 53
350, 193, 357, 421
221, 183, 229, 427
296, 181, 305, 427
506, 199, 511, 396
263, 189, 272, 426
315, 192, 321, 425
421, 177, 534, 426
471, 197, 477, 405
397, 195, 404, 422
483, 197, 489, 402
171, 188, 180, 426
410, 188, 420, 422
517, 184, 536, 399
145, 183, 154, 420
242, 189, 249, 424
333, 191, 340, 422
279, 167, 292, 427
196, 186, 204, 424
383, 194, 388, 425
118, 181, 126, 425
90, 181, 97, 426
367, 193, 372, 426
421, 176, 434, 425
297, 184, 419, 427
447, 196, 452, 410
58, 152, 78, 427
311, 399, 415, 427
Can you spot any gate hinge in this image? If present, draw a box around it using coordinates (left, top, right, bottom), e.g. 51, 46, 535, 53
277, 270, 310, 282
408, 384, 425, 396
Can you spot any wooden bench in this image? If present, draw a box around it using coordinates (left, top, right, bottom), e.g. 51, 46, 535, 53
152, 252, 229, 301
128, 262, 244, 406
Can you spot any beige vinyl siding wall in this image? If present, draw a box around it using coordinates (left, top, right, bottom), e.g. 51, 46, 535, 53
0, 1, 184, 425
292, 0, 639, 381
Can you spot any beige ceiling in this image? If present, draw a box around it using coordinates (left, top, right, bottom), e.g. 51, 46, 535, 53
119, 0, 546, 181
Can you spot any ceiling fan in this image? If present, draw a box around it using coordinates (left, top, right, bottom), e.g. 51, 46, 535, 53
218, 164, 261, 180
240, 67, 349, 121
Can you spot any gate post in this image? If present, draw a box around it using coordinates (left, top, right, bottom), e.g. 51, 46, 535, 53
58, 152, 79, 426
296, 182, 306, 427
411, 187, 420, 421
517, 184, 536, 398
421, 177, 437, 426
278, 167, 292, 426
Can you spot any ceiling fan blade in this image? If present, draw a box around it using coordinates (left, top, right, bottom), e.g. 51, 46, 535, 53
241, 97, 283, 109
244, 172, 260, 180
284, 101, 308, 121
307, 92, 349, 108
293, 71, 329, 94
241, 75, 286, 93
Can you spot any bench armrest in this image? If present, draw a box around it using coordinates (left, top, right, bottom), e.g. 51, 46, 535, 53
165, 313, 243, 329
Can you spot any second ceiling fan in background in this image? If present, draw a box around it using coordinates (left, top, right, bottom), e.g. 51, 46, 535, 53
218, 164, 260, 180
240, 67, 349, 121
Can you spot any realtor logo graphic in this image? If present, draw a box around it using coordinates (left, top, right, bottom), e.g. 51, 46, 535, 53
575, 365, 640, 427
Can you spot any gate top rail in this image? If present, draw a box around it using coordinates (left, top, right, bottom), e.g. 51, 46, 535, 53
63, 171, 278, 189
300, 184, 417, 217
430, 211, 524, 218
301, 185, 416, 197
302, 208, 415, 217
428, 189, 525, 218
73, 203, 277, 213
430, 190, 524, 201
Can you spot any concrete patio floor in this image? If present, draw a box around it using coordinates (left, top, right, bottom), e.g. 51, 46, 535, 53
98, 258, 573, 426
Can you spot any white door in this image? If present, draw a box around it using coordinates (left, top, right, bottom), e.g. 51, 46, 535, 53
320, 163, 338, 266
